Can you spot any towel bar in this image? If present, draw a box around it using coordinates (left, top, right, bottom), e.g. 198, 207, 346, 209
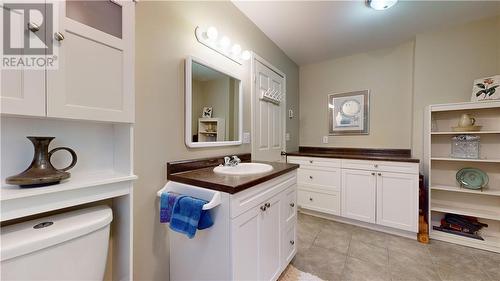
157, 181, 221, 210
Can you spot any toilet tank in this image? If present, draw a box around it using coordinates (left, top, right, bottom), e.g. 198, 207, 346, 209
1, 205, 113, 281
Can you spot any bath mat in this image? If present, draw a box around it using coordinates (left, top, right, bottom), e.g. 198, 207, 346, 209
278, 265, 325, 281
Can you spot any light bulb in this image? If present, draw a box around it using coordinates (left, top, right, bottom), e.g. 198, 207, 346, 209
241, 50, 251, 60
206, 26, 218, 41
367, 0, 398, 10
231, 44, 241, 55
220, 36, 231, 49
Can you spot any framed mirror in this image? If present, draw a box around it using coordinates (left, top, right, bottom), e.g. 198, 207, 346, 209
185, 57, 243, 148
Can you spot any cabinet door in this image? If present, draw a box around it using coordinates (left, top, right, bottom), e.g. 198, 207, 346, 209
376, 172, 418, 232
1, 5, 45, 117
47, 0, 134, 122
341, 169, 376, 223
259, 194, 282, 281
232, 207, 260, 281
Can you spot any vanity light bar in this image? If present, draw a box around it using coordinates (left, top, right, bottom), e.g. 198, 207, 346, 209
195, 26, 251, 65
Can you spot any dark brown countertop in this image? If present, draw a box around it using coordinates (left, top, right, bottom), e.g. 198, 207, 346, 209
167, 155, 298, 194
287, 147, 420, 163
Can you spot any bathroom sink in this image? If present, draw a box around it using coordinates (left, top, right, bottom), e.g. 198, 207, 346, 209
213, 163, 273, 176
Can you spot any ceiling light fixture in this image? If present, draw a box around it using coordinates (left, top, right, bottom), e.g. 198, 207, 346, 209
195, 26, 251, 64
366, 0, 398, 10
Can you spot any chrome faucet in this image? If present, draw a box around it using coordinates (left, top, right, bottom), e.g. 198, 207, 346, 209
223, 156, 241, 167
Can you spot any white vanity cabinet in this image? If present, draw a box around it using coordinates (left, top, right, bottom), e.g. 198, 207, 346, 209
1, 0, 135, 123
288, 156, 419, 234
231, 174, 297, 281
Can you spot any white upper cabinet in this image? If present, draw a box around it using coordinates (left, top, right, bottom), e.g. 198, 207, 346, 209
47, 0, 134, 122
1, 5, 45, 117
1, 1, 134, 123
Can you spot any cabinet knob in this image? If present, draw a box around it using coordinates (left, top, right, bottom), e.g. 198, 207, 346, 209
309, 175, 313, 179
54, 32, 65, 42
289, 202, 295, 207
290, 240, 295, 245
265, 202, 271, 208
371, 172, 376, 176
309, 160, 313, 164
309, 197, 313, 201
27, 22, 40, 32
260, 205, 267, 211
378, 173, 382, 176
374, 164, 379, 168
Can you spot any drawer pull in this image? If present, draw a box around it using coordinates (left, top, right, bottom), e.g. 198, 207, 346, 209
265, 202, 271, 208
378, 173, 382, 176
290, 240, 295, 245
260, 205, 267, 211
371, 172, 375, 176
290, 202, 295, 207
309, 176, 313, 179
309, 160, 313, 164
309, 197, 313, 201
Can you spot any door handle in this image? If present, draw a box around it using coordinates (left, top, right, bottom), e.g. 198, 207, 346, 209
309, 197, 313, 201
290, 240, 295, 245
289, 202, 295, 207
54, 32, 65, 42
309, 176, 313, 179
378, 173, 382, 176
371, 172, 376, 176
260, 205, 267, 211
27, 22, 40, 32
265, 202, 271, 208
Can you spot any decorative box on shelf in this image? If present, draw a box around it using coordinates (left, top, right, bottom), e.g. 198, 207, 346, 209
451, 135, 480, 159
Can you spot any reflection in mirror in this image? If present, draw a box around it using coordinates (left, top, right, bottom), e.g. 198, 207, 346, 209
188, 59, 241, 146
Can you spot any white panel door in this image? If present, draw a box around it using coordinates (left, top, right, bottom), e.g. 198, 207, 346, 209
341, 169, 376, 223
253, 59, 285, 162
1, 5, 45, 117
47, 0, 134, 122
376, 172, 418, 232
232, 207, 260, 281
259, 193, 282, 281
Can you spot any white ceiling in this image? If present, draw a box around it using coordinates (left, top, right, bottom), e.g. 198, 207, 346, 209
233, 1, 500, 65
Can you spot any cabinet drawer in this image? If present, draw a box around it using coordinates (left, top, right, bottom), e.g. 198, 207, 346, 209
297, 168, 340, 191
298, 189, 340, 215
282, 187, 297, 228
342, 159, 418, 174
287, 156, 340, 169
282, 224, 296, 264
230, 172, 296, 219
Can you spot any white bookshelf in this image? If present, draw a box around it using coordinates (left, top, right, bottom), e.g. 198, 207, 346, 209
198, 118, 225, 142
424, 101, 500, 253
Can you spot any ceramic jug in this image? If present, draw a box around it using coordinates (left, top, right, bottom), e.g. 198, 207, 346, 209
6, 136, 77, 187
458, 114, 476, 127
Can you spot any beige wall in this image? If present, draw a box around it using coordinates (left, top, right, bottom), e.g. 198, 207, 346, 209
134, 1, 298, 280
412, 16, 500, 161
299, 42, 415, 148
299, 16, 500, 161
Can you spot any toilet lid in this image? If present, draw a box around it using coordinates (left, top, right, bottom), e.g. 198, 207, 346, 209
1, 205, 112, 261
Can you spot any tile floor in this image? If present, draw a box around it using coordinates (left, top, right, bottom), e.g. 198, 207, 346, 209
291, 213, 500, 281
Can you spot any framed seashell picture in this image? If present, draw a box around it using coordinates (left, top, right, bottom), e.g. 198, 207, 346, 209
328, 90, 370, 135
471, 75, 499, 102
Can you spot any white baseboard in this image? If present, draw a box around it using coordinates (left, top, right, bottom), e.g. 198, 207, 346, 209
299, 208, 418, 240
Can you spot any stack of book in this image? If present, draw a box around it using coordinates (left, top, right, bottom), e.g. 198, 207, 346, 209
433, 213, 488, 240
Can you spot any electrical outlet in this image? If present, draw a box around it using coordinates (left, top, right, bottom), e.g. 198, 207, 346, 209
322, 136, 329, 144
285, 133, 290, 141
243, 132, 251, 144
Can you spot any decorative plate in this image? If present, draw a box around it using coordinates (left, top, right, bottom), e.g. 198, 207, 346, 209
456, 168, 489, 190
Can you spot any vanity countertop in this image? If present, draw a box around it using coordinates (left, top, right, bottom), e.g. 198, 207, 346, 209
167, 154, 299, 194
287, 147, 420, 163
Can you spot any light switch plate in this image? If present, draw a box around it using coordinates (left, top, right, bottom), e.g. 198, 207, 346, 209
243, 132, 251, 144
285, 132, 290, 141
288, 109, 294, 119
322, 136, 329, 144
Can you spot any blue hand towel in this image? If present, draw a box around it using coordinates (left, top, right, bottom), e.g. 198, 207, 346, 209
169, 195, 214, 238
160, 191, 178, 223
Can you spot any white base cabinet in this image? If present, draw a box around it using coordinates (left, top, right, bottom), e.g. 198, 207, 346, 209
169, 172, 297, 281
288, 156, 419, 234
